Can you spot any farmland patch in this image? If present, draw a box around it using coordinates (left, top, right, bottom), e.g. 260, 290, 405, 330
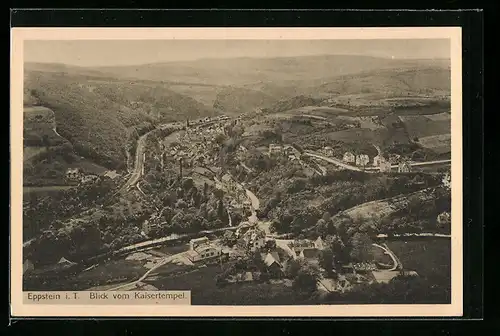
417, 134, 451, 154
399, 115, 450, 139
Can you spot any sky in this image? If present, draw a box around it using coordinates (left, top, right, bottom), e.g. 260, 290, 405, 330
24, 39, 451, 67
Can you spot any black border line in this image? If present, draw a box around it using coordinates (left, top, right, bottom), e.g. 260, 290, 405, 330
8, 9, 484, 324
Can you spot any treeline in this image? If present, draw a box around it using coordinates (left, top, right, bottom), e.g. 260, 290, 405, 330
380, 186, 451, 235
139, 171, 244, 237
23, 177, 120, 265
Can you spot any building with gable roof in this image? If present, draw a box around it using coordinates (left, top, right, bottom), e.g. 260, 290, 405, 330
398, 161, 412, 173
186, 236, 225, 262
263, 252, 283, 278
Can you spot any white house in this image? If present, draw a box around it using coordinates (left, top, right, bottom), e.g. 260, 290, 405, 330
269, 144, 283, 156
356, 154, 370, 166
66, 168, 81, 180
103, 170, 120, 180
323, 146, 334, 157
80, 174, 99, 184
240, 227, 266, 252
189, 237, 210, 251
314, 236, 325, 250
343, 152, 355, 163
373, 155, 383, 166
437, 211, 451, 225
186, 244, 222, 262
379, 161, 392, 173
398, 161, 411, 173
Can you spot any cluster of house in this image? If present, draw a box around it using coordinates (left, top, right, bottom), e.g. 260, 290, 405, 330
333, 150, 412, 173
266, 143, 302, 161
167, 124, 228, 168
65, 168, 121, 184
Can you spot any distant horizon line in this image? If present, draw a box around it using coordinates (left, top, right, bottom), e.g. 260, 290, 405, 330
24, 53, 451, 68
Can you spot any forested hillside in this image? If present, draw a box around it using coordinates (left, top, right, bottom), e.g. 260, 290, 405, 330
24, 70, 214, 169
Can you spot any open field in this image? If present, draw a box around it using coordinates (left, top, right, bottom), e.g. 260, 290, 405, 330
386, 238, 451, 282
417, 134, 451, 153
399, 115, 450, 139
151, 264, 313, 305
77, 259, 148, 286
321, 128, 397, 146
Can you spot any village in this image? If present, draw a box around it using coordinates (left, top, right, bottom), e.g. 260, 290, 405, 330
113, 218, 417, 295
317, 147, 413, 173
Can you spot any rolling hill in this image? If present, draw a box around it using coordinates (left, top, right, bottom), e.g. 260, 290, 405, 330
92, 55, 450, 87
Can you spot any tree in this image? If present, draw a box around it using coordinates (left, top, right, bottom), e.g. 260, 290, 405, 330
203, 182, 209, 201
221, 230, 236, 247
192, 190, 202, 208
293, 262, 321, 293
322, 211, 331, 222
217, 198, 225, 220
182, 178, 195, 191
349, 233, 373, 262
42, 134, 50, 151
285, 259, 302, 279
319, 248, 335, 276
248, 251, 266, 271
264, 239, 277, 252
170, 211, 185, 231
175, 199, 188, 209
326, 234, 349, 266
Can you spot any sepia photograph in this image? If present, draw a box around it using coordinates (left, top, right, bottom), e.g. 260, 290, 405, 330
11, 28, 462, 317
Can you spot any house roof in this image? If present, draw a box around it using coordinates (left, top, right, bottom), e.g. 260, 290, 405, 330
186, 250, 199, 258
195, 245, 218, 253
190, 237, 209, 243
315, 237, 325, 250
263, 252, 281, 267
104, 170, 120, 179
301, 248, 319, 259
57, 257, 76, 266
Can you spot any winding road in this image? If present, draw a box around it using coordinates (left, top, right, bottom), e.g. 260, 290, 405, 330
116, 132, 151, 194
372, 243, 399, 271
116, 121, 182, 195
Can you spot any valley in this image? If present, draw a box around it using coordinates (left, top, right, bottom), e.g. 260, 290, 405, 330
22, 53, 452, 305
